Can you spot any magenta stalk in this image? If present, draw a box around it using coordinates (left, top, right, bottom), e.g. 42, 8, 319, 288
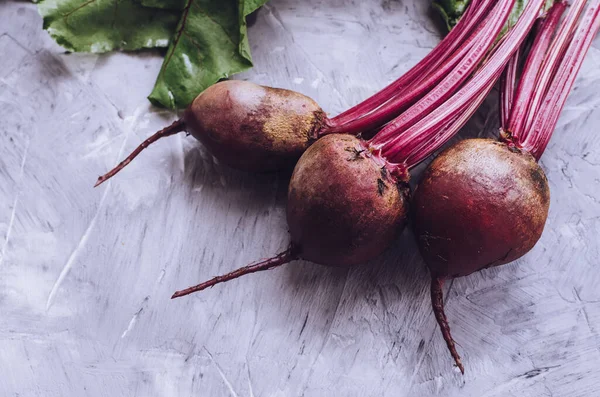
326, 0, 495, 129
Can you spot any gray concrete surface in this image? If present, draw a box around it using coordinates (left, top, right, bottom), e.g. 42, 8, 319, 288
1, 1, 599, 396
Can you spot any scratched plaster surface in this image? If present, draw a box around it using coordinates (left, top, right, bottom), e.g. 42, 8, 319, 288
1, 1, 599, 396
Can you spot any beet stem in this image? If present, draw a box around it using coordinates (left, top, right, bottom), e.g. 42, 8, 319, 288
368, 0, 518, 148
525, 0, 600, 158
327, 21, 481, 136
405, 78, 494, 167
506, 2, 568, 140
431, 277, 464, 375
379, 0, 545, 163
520, 0, 588, 140
94, 119, 186, 187
500, 49, 520, 129
325, 0, 495, 132
171, 246, 299, 299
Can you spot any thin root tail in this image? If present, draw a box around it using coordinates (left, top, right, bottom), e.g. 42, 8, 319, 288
171, 246, 299, 299
94, 119, 186, 187
431, 277, 465, 374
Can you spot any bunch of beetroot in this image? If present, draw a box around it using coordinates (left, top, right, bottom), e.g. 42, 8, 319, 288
98, 0, 600, 374
170, 0, 533, 294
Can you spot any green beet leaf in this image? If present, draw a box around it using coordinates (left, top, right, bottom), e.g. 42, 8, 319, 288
38, 0, 181, 52
148, 0, 267, 109
432, 0, 470, 31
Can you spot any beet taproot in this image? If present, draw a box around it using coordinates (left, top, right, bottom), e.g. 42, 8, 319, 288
412, 138, 551, 376
170, 134, 409, 298
95, 80, 325, 186
287, 134, 409, 267
184, 80, 326, 172
412, 138, 550, 278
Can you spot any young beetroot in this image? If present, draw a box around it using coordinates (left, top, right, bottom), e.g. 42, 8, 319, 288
286, 134, 409, 267
95, 80, 325, 186
171, 133, 410, 299
411, 0, 600, 373
94, 0, 499, 186
171, 0, 544, 306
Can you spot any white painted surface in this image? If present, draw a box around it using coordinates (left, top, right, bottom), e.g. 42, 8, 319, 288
1, 1, 599, 396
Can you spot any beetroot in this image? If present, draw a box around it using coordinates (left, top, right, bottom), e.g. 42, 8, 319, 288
171, 0, 540, 299
413, 139, 550, 278
287, 135, 408, 267
95, 80, 325, 186
412, 0, 600, 373
414, 139, 550, 373
184, 80, 325, 172
172, 135, 410, 298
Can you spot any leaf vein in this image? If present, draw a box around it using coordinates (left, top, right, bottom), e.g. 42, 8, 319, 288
61, 0, 98, 27
112, 0, 119, 29
156, 0, 194, 87
182, 30, 203, 53
190, 2, 237, 47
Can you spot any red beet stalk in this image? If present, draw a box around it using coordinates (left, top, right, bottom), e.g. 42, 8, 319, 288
326, 0, 493, 129
500, 50, 520, 128
370, 0, 545, 170
364, 0, 517, 146
523, 0, 600, 158
505, 1, 569, 142
517, 0, 590, 139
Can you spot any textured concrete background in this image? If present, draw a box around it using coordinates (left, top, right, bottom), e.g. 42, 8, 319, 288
1, 1, 599, 396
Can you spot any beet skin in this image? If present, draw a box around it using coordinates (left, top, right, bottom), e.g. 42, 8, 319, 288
184, 80, 326, 172
287, 134, 409, 267
412, 138, 550, 278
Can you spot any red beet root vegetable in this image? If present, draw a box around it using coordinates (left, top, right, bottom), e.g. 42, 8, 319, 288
94, 0, 500, 186
170, 0, 544, 325
412, 0, 600, 373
